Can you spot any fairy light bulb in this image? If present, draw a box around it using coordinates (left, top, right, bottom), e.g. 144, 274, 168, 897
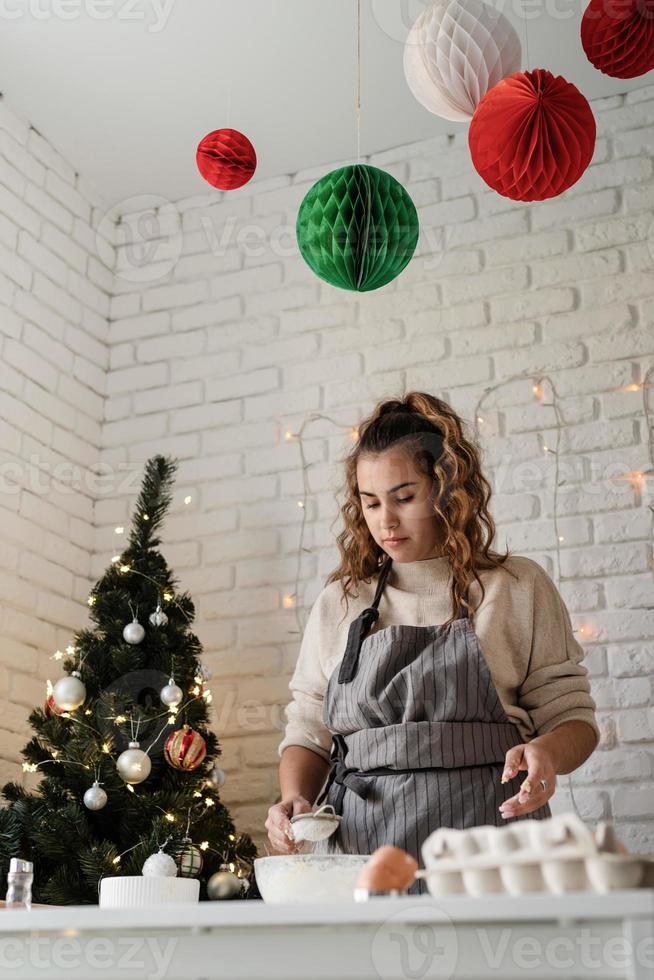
285, 430, 293, 441
115, 526, 124, 535
283, 594, 295, 609
184, 495, 192, 505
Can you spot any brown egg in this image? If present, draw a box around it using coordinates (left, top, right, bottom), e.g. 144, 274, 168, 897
356, 845, 419, 891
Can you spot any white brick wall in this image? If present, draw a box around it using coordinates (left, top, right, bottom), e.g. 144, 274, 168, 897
0, 97, 114, 791
2, 86, 654, 855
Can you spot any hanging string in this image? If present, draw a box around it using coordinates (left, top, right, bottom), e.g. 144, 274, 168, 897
356, 0, 362, 163
520, 0, 530, 71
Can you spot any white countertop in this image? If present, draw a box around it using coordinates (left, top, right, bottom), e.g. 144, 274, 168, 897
2, 888, 653, 932
2, 891, 653, 979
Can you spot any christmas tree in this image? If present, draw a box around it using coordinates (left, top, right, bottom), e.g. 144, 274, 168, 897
0, 455, 259, 903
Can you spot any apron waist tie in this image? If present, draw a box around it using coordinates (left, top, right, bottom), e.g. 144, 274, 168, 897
318, 731, 520, 816
318, 734, 453, 815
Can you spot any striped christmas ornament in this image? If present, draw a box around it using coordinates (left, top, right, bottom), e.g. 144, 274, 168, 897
164, 725, 207, 771
174, 839, 204, 878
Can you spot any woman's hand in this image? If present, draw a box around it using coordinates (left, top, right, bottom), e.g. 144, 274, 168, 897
499, 742, 557, 819
265, 796, 314, 854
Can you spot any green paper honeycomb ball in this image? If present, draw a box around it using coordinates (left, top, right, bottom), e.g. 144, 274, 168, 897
296, 164, 419, 292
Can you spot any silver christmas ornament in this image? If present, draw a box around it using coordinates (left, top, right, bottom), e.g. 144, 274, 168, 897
160, 678, 183, 708
142, 850, 177, 878
116, 740, 151, 785
52, 671, 86, 712
123, 618, 145, 645
209, 763, 226, 789
207, 868, 242, 900
83, 780, 108, 811
149, 605, 168, 627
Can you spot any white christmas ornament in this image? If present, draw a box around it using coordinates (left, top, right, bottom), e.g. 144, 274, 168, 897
149, 605, 168, 627
142, 850, 177, 878
116, 740, 151, 785
174, 839, 203, 878
83, 780, 108, 811
123, 618, 145, 645
52, 671, 86, 712
160, 678, 183, 708
403, 0, 522, 121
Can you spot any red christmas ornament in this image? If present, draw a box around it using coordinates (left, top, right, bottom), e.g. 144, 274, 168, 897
581, 0, 654, 79
164, 725, 207, 771
45, 694, 67, 717
468, 69, 596, 202
196, 128, 257, 190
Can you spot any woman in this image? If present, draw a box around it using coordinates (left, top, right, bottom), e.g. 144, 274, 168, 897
266, 393, 599, 891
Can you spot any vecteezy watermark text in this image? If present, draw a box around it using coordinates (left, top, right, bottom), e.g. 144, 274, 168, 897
0, 935, 177, 979
0, 0, 175, 32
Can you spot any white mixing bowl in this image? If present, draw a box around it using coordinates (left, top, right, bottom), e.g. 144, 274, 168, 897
254, 854, 369, 903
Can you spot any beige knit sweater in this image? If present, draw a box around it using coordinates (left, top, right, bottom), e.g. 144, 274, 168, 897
278, 555, 599, 763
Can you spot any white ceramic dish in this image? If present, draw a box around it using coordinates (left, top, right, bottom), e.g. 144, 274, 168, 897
254, 854, 368, 903
99, 875, 199, 908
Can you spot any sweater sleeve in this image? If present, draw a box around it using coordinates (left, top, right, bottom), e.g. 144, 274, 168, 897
277, 591, 333, 763
517, 563, 600, 748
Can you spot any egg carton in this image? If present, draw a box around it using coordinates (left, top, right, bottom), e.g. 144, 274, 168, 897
418, 812, 654, 896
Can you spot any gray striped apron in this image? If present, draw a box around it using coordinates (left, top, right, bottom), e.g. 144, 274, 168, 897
314, 556, 551, 894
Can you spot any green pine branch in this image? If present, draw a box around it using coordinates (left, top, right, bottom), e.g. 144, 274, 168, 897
127, 454, 178, 552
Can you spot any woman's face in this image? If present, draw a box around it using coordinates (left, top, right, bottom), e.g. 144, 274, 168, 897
356, 450, 444, 562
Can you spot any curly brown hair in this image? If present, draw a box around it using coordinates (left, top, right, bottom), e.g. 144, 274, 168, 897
326, 391, 514, 627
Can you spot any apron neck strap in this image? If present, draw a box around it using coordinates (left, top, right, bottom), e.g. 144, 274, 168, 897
371, 556, 393, 611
